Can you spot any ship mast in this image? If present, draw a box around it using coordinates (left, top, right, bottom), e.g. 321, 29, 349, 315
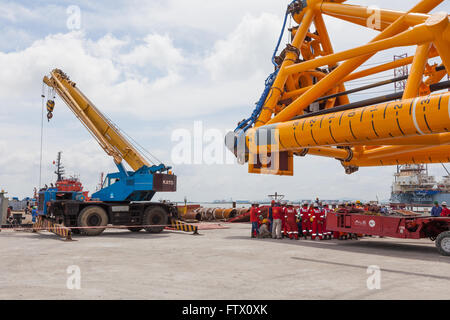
54, 151, 65, 182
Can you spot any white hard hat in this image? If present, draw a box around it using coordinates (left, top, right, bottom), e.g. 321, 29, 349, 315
313, 203, 319, 208
443, 201, 447, 206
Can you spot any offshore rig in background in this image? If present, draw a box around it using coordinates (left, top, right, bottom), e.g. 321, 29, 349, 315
391, 164, 450, 205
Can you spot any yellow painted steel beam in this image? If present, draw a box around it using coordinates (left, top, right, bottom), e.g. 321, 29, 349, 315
267, 5, 444, 126
319, 2, 433, 29
246, 92, 450, 153
280, 49, 440, 102
403, 43, 432, 99
255, 7, 316, 127
343, 146, 450, 167
230, 0, 449, 175
342, 132, 450, 146
282, 23, 435, 77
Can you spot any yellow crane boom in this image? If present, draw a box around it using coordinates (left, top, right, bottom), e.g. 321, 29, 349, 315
43, 68, 148, 171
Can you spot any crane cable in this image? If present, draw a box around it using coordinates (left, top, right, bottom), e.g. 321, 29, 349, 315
234, 0, 296, 133
99, 112, 162, 166
39, 84, 45, 188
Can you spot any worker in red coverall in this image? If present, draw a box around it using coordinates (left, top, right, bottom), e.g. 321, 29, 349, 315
441, 202, 450, 217
285, 202, 299, 239
322, 204, 331, 240
311, 203, 324, 240
281, 201, 288, 238
250, 202, 261, 238
299, 202, 311, 239
271, 203, 283, 239
6, 206, 12, 219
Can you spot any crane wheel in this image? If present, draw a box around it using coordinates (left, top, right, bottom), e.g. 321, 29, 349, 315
128, 227, 143, 232
77, 206, 108, 236
143, 206, 167, 234
435, 231, 450, 256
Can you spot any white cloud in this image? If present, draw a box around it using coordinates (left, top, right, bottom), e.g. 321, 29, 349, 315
205, 13, 280, 81
2, 0, 447, 201
0, 2, 37, 22
120, 34, 185, 69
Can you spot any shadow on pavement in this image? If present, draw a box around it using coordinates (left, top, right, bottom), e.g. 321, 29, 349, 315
291, 256, 450, 281
224, 235, 450, 263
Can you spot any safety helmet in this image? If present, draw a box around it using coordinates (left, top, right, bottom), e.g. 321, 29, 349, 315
302, 202, 308, 206
287, 202, 293, 206
313, 203, 319, 208
443, 201, 447, 206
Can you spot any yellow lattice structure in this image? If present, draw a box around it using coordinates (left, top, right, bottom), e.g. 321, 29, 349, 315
227, 0, 450, 175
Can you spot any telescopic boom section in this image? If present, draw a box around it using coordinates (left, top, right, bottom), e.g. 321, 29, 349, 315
43, 69, 148, 171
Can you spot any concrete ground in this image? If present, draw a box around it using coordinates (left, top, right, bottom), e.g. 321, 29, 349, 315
0, 223, 449, 300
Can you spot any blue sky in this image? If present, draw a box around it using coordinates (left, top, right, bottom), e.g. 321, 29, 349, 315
0, 0, 449, 202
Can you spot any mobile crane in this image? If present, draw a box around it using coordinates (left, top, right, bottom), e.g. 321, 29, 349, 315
226, 0, 450, 255
39, 69, 177, 236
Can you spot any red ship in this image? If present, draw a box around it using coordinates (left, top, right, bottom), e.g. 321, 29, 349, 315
53, 152, 90, 200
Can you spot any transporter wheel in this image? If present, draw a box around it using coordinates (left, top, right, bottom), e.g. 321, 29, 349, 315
435, 231, 450, 256
77, 206, 108, 236
128, 227, 143, 232
143, 206, 168, 234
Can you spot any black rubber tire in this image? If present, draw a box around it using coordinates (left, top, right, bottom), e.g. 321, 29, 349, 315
435, 231, 450, 256
128, 227, 143, 232
77, 206, 108, 236
143, 206, 168, 233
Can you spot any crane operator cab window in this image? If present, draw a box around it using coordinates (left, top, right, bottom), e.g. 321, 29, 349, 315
102, 177, 120, 189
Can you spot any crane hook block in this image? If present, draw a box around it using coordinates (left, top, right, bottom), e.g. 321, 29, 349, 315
46, 100, 55, 112
46, 100, 55, 121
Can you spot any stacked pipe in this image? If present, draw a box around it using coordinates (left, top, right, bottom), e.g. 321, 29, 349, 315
180, 206, 250, 222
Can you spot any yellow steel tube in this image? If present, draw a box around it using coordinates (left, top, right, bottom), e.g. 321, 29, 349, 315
248, 92, 450, 151
344, 132, 450, 146
403, 43, 432, 99
305, 147, 352, 160
320, 2, 431, 28
255, 8, 316, 127
283, 24, 433, 77
267, 1, 442, 125
280, 52, 437, 101
428, 13, 450, 74
344, 146, 450, 167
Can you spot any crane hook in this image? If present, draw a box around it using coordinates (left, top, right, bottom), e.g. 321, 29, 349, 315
46, 99, 55, 121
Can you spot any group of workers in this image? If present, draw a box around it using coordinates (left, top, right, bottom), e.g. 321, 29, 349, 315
431, 201, 450, 217
250, 200, 334, 240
